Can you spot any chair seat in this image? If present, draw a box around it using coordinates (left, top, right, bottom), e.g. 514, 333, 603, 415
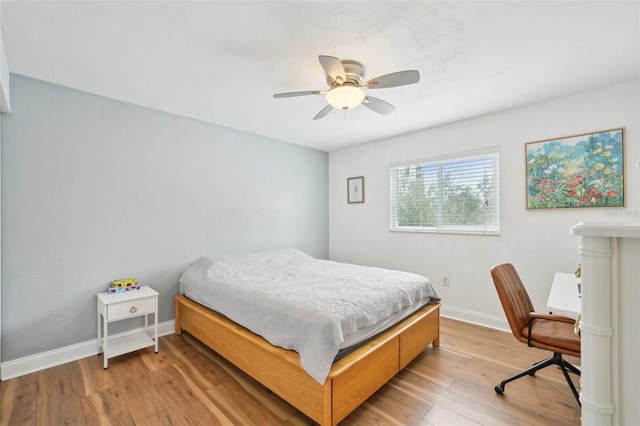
521, 318, 580, 355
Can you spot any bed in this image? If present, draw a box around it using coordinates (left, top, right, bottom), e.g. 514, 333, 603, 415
174, 249, 441, 425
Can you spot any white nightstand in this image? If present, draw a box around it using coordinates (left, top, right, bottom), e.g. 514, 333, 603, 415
97, 285, 159, 368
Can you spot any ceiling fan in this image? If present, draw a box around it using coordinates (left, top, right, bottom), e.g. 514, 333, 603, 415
273, 55, 420, 120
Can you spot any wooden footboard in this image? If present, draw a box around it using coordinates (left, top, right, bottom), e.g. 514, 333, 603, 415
174, 295, 440, 425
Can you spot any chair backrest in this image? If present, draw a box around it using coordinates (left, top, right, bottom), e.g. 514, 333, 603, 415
491, 263, 535, 340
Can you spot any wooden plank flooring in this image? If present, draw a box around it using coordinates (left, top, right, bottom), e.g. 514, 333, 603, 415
1, 318, 581, 425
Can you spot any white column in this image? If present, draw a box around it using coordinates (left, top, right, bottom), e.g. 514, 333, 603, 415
571, 223, 640, 426
577, 235, 614, 425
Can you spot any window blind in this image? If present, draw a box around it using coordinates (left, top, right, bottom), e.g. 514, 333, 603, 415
390, 148, 500, 235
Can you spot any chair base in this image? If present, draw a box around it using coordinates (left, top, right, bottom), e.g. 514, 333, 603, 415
494, 351, 581, 405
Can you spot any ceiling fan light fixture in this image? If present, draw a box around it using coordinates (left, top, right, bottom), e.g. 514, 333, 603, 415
273, 55, 420, 119
326, 85, 365, 110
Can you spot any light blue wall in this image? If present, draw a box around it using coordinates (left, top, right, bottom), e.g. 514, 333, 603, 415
1, 74, 328, 361
1, 108, 3, 367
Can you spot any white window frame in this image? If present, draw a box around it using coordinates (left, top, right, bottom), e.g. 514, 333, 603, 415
390, 147, 500, 235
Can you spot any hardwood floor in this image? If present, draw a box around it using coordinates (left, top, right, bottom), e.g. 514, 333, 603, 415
1, 317, 581, 425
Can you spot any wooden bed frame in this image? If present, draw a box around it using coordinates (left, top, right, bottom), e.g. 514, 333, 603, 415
174, 295, 440, 425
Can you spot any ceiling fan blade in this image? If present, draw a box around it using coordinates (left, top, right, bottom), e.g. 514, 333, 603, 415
273, 90, 323, 98
364, 70, 420, 89
319, 55, 346, 84
363, 96, 396, 115
313, 104, 333, 120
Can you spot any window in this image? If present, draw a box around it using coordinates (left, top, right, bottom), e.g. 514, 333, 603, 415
390, 147, 500, 235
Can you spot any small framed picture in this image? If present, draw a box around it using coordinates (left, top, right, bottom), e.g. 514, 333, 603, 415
347, 176, 365, 204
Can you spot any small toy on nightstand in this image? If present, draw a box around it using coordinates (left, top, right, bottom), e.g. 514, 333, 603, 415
107, 277, 140, 294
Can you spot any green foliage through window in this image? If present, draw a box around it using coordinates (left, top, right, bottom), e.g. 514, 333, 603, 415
390, 149, 500, 234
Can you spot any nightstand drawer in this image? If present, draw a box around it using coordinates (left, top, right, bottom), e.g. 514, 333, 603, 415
107, 297, 156, 321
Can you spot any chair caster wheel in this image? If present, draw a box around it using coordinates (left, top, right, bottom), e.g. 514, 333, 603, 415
494, 385, 504, 395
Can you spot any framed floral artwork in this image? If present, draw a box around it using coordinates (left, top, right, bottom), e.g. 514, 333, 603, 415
525, 128, 625, 209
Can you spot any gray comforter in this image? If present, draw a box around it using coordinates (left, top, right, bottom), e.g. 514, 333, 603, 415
179, 249, 439, 384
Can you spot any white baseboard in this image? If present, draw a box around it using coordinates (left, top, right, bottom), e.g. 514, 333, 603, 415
440, 305, 510, 332
1, 308, 507, 381
1, 320, 175, 381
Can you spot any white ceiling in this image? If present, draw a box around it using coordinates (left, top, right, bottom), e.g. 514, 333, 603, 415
1, 1, 639, 152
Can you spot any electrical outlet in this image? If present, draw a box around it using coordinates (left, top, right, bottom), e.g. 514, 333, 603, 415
442, 276, 449, 286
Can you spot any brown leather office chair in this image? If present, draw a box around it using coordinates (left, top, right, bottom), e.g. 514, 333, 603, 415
490, 263, 581, 404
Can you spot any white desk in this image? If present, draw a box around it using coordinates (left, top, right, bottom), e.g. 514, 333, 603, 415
546, 272, 581, 319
